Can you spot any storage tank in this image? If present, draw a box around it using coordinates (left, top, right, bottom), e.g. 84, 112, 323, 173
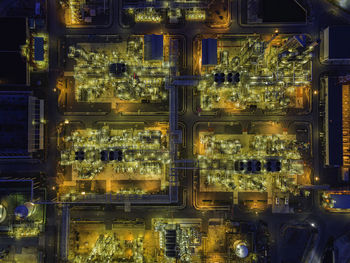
234, 240, 249, 258
14, 202, 36, 219
0, 204, 7, 223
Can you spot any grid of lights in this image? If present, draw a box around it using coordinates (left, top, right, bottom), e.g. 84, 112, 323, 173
60, 127, 170, 179
68, 37, 169, 102
198, 133, 308, 193
198, 35, 315, 112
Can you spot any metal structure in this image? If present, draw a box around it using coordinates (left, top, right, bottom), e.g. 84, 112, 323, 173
197, 34, 315, 112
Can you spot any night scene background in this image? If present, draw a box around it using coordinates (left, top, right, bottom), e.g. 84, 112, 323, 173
0, 0, 350, 262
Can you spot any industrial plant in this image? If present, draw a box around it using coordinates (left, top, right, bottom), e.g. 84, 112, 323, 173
1, 0, 350, 262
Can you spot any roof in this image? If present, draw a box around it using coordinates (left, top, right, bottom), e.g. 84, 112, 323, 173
0, 180, 33, 193
331, 194, 350, 209
326, 77, 343, 166
0, 93, 30, 155
327, 26, 350, 59
0, 17, 27, 51
0, 52, 27, 85
144, 34, 163, 61
259, 0, 306, 23
202, 39, 217, 65
34, 37, 44, 61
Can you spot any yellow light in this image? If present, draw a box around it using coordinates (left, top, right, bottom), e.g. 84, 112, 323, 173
64, 119, 70, 124
315, 177, 319, 181
275, 29, 279, 33
313, 90, 318, 95
81, 191, 85, 195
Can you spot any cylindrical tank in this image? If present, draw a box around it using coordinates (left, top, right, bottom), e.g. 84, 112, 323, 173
14, 202, 36, 219
0, 204, 7, 223
234, 240, 249, 258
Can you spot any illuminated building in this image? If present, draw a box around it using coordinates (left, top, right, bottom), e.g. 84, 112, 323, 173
122, 0, 219, 24
322, 76, 350, 180
0, 180, 45, 261
194, 34, 314, 112
322, 191, 350, 212
63, 0, 111, 27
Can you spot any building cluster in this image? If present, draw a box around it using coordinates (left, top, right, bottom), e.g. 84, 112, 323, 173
68, 35, 169, 103
0, 3, 48, 261
197, 34, 314, 113
1, 0, 350, 262
122, 0, 209, 24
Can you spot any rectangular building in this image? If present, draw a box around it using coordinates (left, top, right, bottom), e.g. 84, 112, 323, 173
321, 26, 350, 64
0, 52, 28, 86
202, 38, 217, 65
0, 17, 28, 51
0, 92, 44, 159
34, 37, 44, 61
0, 17, 29, 86
144, 34, 163, 61
324, 77, 343, 166
324, 76, 350, 168
322, 191, 350, 211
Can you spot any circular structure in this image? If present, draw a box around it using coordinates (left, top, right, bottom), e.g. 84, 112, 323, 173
234, 241, 249, 259
14, 202, 36, 219
24, 202, 36, 217
0, 204, 7, 223
14, 205, 29, 219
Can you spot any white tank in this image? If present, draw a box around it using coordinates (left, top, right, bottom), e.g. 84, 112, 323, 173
24, 202, 36, 217
0, 204, 7, 223
234, 241, 249, 258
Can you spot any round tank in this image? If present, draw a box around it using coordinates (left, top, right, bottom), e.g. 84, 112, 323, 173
24, 202, 36, 217
14, 202, 36, 219
234, 241, 249, 259
0, 204, 7, 223
14, 205, 29, 219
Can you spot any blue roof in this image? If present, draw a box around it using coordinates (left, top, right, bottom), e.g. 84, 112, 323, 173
331, 194, 350, 209
202, 39, 217, 65
327, 77, 343, 166
0, 93, 30, 155
328, 26, 350, 59
15, 205, 29, 218
144, 34, 163, 61
34, 37, 44, 61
